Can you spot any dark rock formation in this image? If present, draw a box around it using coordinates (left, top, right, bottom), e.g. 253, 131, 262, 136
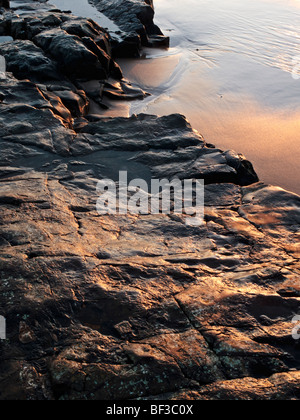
90, 0, 170, 56
0, 12, 116, 81
0, 8, 148, 110
0, 0, 299, 401
0, 40, 63, 82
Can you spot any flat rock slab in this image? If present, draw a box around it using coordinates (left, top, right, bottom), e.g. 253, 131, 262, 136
0, 96, 299, 399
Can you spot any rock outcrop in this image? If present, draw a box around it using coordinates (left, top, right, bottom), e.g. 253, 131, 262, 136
90, 0, 170, 56
0, 0, 299, 401
0, 6, 148, 109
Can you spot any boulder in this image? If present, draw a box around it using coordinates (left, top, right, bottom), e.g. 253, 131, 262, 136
0, 40, 63, 83
33, 29, 107, 80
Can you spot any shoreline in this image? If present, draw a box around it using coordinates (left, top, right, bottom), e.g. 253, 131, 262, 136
0, 0, 299, 401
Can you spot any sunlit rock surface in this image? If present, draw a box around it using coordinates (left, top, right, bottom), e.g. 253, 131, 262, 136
0, 1, 299, 401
